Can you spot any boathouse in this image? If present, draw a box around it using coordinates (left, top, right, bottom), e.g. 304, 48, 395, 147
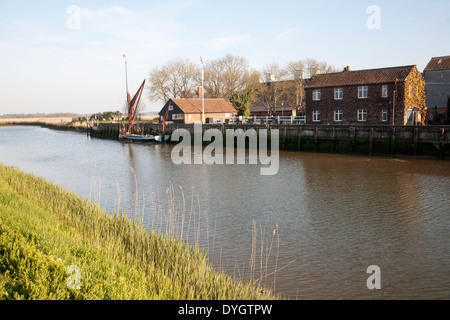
158, 98, 237, 124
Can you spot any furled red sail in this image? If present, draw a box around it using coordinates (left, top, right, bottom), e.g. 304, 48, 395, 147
127, 79, 146, 132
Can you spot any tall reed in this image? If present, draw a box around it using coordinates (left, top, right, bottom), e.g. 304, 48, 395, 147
0, 163, 280, 300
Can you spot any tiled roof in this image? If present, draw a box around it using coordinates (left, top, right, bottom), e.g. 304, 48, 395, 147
424, 56, 450, 72
305, 65, 416, 89
171, 98, 237, 114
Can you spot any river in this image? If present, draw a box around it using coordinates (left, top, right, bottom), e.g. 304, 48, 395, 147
1, 125, 449, 299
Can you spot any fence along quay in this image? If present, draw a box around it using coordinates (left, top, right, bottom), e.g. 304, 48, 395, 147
90, 121, 450, 159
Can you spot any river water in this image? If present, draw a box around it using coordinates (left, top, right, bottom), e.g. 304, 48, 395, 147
1, 126, 449, 299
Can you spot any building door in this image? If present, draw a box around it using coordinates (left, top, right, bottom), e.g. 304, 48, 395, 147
405, 109, 418, 125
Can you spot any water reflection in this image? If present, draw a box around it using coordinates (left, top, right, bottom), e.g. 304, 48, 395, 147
1, 126, 450, 299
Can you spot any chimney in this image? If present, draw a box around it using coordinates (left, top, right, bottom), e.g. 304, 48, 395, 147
343, 66, 351, 72
198, 86, 203, 98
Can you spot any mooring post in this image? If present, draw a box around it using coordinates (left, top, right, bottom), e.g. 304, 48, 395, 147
297, 126, 302, 151
331, 127, 336, 153
314, 127, 319, 152
350, 127, 356, 153
390, 127, 396, 155
413, 127, 419, 155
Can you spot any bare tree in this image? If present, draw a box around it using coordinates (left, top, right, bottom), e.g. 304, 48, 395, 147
202, 54, 259, 100
251, 63, 294, 115
147, 58, 199, 102
304, 58, 338, 78
287, 60, 306, 112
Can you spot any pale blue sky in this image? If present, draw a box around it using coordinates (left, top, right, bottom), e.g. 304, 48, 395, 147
0, 0, 449, 114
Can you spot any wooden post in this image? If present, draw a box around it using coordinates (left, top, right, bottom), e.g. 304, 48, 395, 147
413, 127, 419, 155
297, 126, 302, 151
314, 127, 319, 152
331, 127, 336, 153
390, 127, 396, 155
350, 127, 356, 153
369, 128, 374, 156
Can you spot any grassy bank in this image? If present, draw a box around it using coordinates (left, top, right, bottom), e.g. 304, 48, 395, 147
0, 164, 277, 300
0, 118, 88, 133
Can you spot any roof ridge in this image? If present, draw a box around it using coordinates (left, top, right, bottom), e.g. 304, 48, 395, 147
169, 97, 236, 114
323, 65, 415, 76
430, 55, 450, 59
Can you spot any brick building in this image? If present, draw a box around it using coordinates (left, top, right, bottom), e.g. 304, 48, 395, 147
305, 65, 426, 125
158, 98, 237, 124
249, 104, 297, 117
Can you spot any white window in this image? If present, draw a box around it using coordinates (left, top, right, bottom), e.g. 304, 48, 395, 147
382, 110, 388, 122
188, 115, 193, 120
313, 110, 320, 122
334, 88, 343, 100
312, 90, 321, 101
334, 110, 343, 122
382, 85, 388, 98
172, 114, 183, 120
169, 105, 173, 111
358, 86, 368, 99
225, 113, 231, 118
358, 109, 367, 122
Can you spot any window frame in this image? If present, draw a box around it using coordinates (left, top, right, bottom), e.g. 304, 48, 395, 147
334, 88, 343, 100
358, 86, 368, 99
312, 89, 321, 101
172, 113, 184, 120
334, 110, 343, 122
382, 109, 388, 122
357, 109, 367, 122
382, 85, 388, 98
313, 110, 320, 122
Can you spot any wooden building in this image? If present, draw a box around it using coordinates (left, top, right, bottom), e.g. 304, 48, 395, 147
305, 65, 426, 125
158, 98, 237, 124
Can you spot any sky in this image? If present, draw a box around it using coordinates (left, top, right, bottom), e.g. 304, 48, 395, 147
0, 0, 449, 115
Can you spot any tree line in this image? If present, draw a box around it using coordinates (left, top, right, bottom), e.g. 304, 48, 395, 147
147, 54, 339, 116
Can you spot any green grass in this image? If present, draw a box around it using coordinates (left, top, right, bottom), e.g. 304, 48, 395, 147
0, 164, 277, 300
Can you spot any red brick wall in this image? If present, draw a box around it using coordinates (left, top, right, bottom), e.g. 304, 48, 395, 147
305, 83, 406, 125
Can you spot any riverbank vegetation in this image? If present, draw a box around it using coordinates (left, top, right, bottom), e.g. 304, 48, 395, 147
0, 164, 277, 300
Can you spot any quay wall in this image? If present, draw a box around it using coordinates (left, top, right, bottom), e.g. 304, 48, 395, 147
91, 123, 450, 159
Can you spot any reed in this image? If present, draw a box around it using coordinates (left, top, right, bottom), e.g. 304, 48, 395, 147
136, 182, 287, 297
0, 163, 278, 300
